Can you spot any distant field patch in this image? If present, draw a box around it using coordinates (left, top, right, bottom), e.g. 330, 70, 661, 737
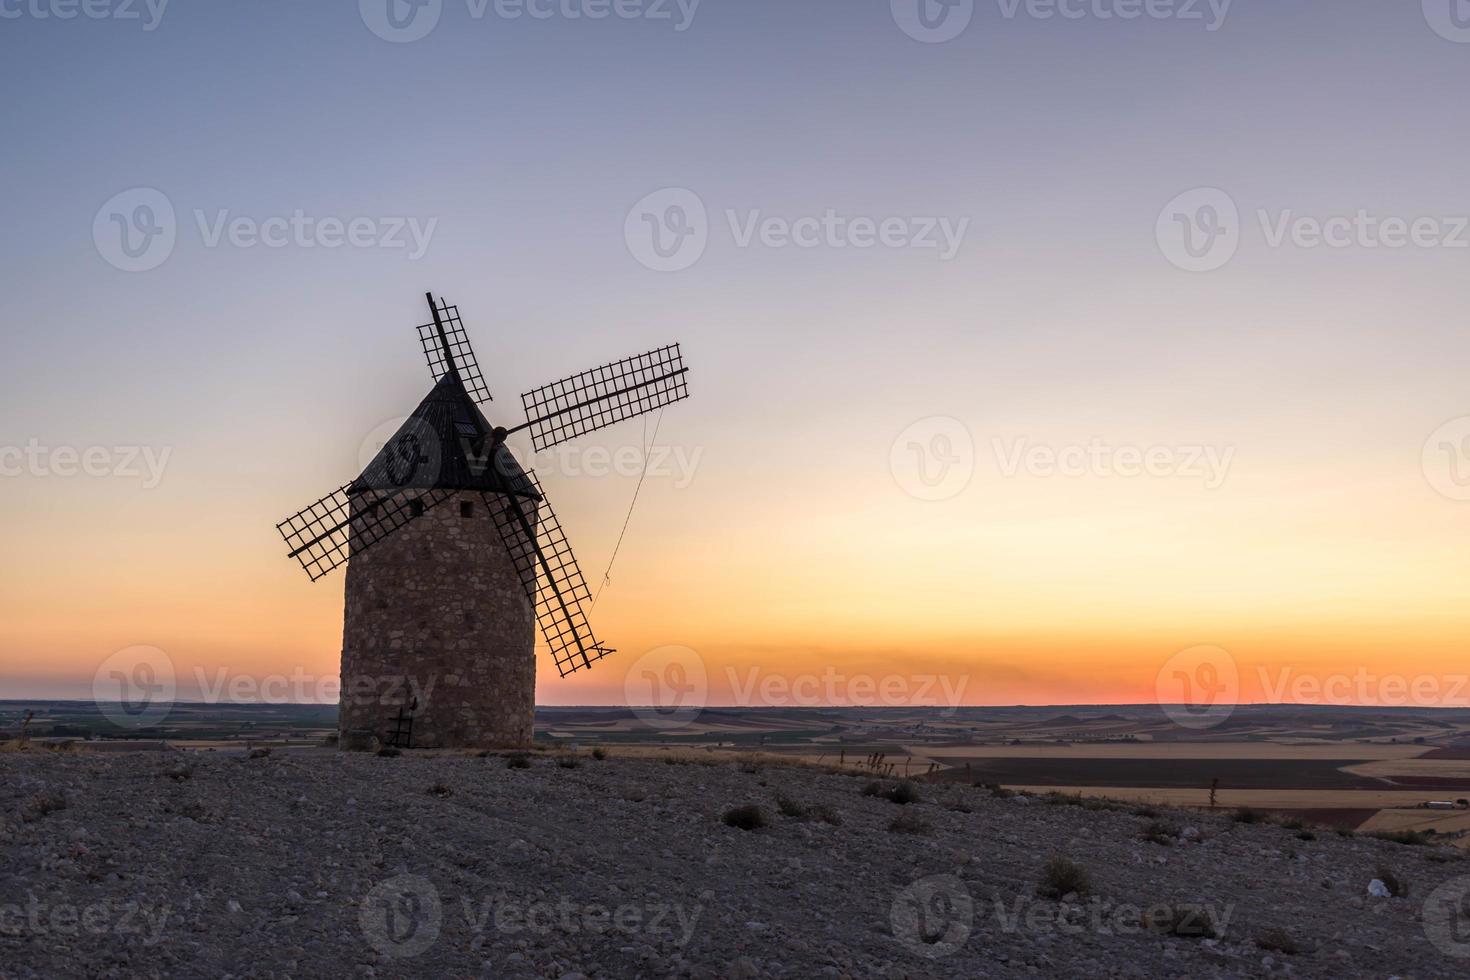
918, 742, 1425, 760
941, 758, 1399, 790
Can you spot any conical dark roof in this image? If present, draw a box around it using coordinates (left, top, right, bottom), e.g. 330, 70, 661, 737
349, 372, 539, 498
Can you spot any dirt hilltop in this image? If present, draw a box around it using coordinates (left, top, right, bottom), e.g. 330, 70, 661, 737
3, 748, 1469, 978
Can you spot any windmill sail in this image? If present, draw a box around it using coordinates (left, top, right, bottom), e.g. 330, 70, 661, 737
277, 485, 451, 582
518, 343, 688, 452
417, 295, 493, 405
485, 472, 613, 676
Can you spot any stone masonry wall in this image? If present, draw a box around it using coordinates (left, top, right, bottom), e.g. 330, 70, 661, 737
339, 492, 536, 749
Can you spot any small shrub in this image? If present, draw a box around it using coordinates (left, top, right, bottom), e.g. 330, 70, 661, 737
887, 812, 932, 835
861, 781, 884, 798
591, 747, 607, 761
776, 795, 809, 819
886, 782, 921, 806
23, 793, 66, 822
427, 783, 453, 798
1038, 856, 1092, 900
375, 747, 401, 758
1148, 904, 1220, 939
1132, 805, 1160, 819
1376, 865, 1409, 897
1231, 806, 1263, 825
812, 804, 842, 826
1295, 830, 1317, 841
505, 754, 531, 769
990, 785, 1016, 799
556, 756, 580, 769
1141, 821, 1181, 846
722, 805, 767, 831
1255, 927, 1302, 955
1279, 817, 1305, 830
248, 747, 272, 760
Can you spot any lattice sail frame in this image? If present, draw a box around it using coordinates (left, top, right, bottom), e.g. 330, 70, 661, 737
417, 297, 493, 405
277, 486, 451, 582
520, 343, 688, 452
485, 472, 613, 677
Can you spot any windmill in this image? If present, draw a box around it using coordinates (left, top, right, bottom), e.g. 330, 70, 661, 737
276, 292, 689, 749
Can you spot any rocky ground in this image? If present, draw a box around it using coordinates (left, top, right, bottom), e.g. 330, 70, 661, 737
3, 746, 1470, 979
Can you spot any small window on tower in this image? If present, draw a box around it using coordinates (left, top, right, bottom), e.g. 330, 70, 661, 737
409, 499, 424, 518
460, 501, 474, 518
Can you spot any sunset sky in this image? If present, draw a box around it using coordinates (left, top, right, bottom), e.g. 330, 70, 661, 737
3, 1, 1470, 708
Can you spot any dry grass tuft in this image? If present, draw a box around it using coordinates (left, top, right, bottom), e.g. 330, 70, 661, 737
1038, 856, 1092, 899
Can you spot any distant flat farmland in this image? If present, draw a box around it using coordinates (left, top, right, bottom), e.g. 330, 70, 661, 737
935, 757, 1414, 790
917, 743, 1425, 760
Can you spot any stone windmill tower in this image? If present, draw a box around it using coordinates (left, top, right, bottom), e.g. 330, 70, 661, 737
277, 293, 690, 749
